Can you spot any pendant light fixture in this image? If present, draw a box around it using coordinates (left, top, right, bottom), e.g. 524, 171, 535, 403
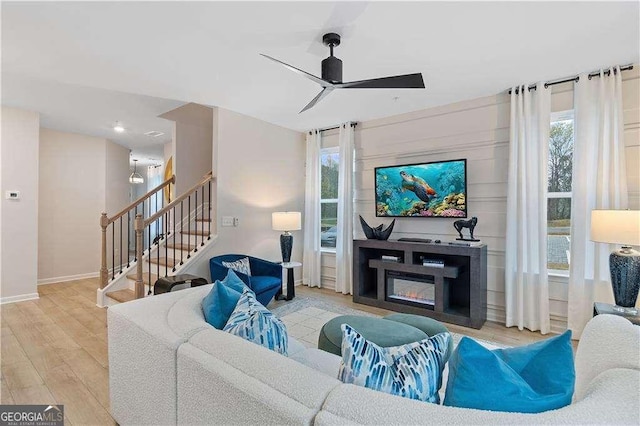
129, 159, 144, 184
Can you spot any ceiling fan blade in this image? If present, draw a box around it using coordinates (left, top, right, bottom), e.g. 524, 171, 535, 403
337, 73, 425, 89
261, 54, 331, 88
300, 87, 334, 113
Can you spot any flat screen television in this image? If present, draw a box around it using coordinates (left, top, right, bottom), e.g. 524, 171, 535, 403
375, 159, 467, 217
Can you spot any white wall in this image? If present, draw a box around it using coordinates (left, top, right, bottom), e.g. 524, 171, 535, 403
212, 108, 306, 271
38, 129, 130, 283
0, 107, 40, 302
38, 128, 106, 282
105, 140, 131, 215
319, 65, 640, 329
160, 103, 213, 196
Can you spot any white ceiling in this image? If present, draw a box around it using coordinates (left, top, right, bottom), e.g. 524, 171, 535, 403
2, 73, 183, 165
2, 1, 639, 133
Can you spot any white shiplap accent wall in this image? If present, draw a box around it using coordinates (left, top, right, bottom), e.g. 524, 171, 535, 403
319, 65, 639, 330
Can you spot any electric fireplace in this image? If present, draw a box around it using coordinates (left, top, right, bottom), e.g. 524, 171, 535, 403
386, 271, 435, 307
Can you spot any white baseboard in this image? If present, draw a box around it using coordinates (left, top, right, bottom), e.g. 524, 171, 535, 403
38, 272, 99, 285
0, 293, 39, 305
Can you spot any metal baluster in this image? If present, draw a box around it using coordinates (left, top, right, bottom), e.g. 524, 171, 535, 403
208, 180, 211, 240
148, 226, 152, 295
172, 206, 176, 272
201, 185, 205, 246
127, 211, 131, 267
180, 201, 184, 265
111, 223, 115, 280
119, 217, 123, 274
187, 195, 191, 259
156, 219, 160, 288
165, 211, 168, 277
194, 191, 198, 253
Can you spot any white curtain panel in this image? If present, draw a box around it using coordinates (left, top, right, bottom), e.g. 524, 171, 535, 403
505, 83, 551, 334
335, 123, 355, 294
303, 130, 322, 288
568, 66, 628, 338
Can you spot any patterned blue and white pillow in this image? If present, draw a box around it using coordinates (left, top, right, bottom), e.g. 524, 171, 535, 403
223, 289, 288, 355
222, 257, 252, 276
338, 324, 450, 404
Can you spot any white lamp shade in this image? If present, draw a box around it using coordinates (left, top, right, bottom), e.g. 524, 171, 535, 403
591, 210, 640, 246
272, 212, 301, 231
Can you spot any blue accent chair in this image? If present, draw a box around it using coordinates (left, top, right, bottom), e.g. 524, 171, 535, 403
209, 255, 282, 307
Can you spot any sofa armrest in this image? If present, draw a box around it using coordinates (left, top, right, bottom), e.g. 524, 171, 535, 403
574, 314, 640, 401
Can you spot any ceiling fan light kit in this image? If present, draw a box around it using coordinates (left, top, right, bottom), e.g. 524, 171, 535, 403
262, 33, 425, 113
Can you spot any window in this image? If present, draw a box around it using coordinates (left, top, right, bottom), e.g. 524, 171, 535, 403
547, 111, 574, 272
320, 148, 339, 249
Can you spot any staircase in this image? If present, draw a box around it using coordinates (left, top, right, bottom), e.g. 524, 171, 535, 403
97, 173, 216, 307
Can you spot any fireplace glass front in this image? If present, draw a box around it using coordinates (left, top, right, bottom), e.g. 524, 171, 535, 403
386, 271, 435, 307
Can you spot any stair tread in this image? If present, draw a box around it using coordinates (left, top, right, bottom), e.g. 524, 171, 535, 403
165, 242, 196, 251
148, 256, 178, 267
126, 272, 159, 283
106, 289, 135, 303
182, 229, 210, 236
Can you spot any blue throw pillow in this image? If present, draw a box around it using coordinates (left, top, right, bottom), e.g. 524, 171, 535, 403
223, 289, 288, 355
338, 324, 450, 404
201, 271, 252, 330
221, 269, 247, 293
443, 330, 575, 413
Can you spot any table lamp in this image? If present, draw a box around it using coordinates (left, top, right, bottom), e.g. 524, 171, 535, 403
590, 210, 640, 314
272, 212, 301, 263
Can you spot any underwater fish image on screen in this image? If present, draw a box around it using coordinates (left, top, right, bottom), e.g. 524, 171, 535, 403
375, 159, 467, 217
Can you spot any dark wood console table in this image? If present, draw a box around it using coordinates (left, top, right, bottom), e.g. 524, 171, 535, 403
353, 239, 487, 329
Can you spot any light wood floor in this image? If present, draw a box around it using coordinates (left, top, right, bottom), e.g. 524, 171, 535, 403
1, 278, 557, 425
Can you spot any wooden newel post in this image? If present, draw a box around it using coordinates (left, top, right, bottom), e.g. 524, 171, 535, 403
134, 214, 145, 299
100, 213, 109, 289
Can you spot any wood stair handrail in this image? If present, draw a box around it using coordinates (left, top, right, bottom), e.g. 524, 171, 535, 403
107, 175, 175, 224
143, 172, 213, 228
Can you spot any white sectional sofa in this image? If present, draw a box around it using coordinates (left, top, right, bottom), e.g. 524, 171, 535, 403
108, 285, 640, 425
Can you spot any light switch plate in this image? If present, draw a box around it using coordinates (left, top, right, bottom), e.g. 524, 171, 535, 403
222, 216, 234, 227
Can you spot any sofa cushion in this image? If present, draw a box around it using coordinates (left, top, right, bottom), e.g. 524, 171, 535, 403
223, 289, 288, 355
444, 330, 575, 413
222, 256, 252, 276
338, 324, 450, 404
250, 275, 281, 294
291, 348, 341, 378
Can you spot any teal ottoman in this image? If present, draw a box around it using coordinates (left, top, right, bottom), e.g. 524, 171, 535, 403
318, 313, 452, 362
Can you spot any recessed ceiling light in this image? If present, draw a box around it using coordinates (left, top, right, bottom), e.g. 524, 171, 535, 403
114, 122, 125, 133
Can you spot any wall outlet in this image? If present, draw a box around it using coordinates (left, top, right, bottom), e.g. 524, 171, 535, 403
5, 190, 20, 200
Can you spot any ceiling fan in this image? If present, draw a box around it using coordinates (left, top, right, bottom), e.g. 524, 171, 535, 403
261, 33, 425, 113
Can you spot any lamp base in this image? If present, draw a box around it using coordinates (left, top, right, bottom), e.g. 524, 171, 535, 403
280, 232, 293, 263
610, 247, 640, 309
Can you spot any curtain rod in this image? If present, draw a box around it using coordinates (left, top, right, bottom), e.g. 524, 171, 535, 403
508, 64, 634, 95
308, 122, 358, 135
